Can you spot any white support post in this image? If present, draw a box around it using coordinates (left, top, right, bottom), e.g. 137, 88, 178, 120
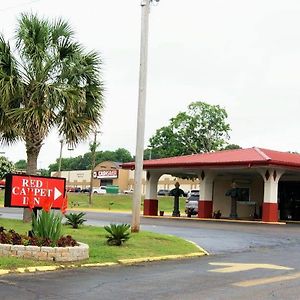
198, 171, 215, 218
259, 169, 284, 222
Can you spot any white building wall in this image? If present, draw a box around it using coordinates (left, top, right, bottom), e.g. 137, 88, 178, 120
51, 170, 91, 188
213, 177, 264, 219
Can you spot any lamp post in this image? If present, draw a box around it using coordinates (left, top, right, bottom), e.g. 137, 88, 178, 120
58, 139, 64, 177
131, 0, 159, 233
67, 144, 74, 190
89, 130, 100, 206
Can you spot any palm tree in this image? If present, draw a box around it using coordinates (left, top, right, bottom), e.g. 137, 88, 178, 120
0, 14, 104, 221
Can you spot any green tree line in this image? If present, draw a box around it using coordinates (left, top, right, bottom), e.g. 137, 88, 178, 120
48, 148, 133, 172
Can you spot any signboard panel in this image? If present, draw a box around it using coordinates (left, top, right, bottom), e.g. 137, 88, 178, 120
4, 173, 66, 209
93, 170, 118, 179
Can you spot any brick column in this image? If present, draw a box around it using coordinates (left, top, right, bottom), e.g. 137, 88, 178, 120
143, 171, 161, 216
198, 171, 214, 218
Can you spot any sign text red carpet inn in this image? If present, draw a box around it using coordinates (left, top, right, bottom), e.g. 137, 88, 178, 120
4, 174, 66, 209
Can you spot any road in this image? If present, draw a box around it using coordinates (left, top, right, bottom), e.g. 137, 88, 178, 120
0, 208, 300, 299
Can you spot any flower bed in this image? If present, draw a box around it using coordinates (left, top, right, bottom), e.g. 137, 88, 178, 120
0, 242, 89, 262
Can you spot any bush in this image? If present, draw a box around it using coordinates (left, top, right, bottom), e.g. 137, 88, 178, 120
0, 229, 23, 245
0, 226, 78, 247
65, 212, 87, 229
31, 210, 63, 246
57, 235, 78, 247
104, 223, 131, 246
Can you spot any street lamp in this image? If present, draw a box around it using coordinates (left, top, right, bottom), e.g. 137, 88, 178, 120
67, 144, 74, 189
131, 0, 159, 232
89, 130, 101, 206
58, 139, 64, 177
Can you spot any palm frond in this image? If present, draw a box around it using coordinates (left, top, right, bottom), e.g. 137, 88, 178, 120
51, 18, 74, 44
16, 13, 51, 63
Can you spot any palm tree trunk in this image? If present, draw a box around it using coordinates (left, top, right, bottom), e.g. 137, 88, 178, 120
26, 149, 39, 175
23, 147, 40, 222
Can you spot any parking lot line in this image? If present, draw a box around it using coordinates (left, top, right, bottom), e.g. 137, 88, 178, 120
233, 271, 300, 287
209, 262, 293, 273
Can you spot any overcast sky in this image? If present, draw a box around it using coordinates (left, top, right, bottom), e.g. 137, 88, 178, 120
1, 0, 300, 168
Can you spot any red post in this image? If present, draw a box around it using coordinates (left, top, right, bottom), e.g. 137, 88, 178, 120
143, 199, 158, 216
198, 200, 213, 218
262, 203, 278, 222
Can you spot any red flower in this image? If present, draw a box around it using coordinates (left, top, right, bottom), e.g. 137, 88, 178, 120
42, 196, 53, 212
28, 188, 35, 210
61, 194, 68, 215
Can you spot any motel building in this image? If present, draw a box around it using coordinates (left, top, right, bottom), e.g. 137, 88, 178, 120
121, 147, 300, 223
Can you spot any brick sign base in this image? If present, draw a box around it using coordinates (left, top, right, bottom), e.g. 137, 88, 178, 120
0, 242, 89, 262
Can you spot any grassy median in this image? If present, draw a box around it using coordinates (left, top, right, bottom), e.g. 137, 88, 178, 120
0, 218, 202, 269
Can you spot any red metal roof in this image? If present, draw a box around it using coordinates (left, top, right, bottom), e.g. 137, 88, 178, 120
121, 147, 300, 170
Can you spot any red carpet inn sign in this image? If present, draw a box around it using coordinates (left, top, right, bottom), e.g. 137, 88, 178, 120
4, 174, 66, 209
122, 147, 300, 223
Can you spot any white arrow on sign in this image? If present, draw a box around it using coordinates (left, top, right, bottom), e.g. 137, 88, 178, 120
54, 187, 62, 201
209, 262, 293, 273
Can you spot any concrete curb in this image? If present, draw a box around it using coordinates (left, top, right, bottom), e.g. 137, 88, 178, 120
0, 250, 207, 276
118, 252, 206, 265
187, 240, 210, 256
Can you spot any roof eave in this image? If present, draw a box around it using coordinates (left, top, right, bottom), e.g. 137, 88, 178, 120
122, 160, 272, 170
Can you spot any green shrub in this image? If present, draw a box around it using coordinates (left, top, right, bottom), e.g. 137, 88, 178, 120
104, 223, 131, 246
31, 210, 63, 246
65, 212, 87, 229
0, 226, 77, 247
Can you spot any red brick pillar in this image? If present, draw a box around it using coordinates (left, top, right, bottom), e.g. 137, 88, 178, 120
143, 199, 158, 216
198, 171, 214, 219
199, 200, 213, 218
262, 203, 278, 223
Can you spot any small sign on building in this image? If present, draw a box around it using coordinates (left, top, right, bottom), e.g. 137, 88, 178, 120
93, 170, 118, 179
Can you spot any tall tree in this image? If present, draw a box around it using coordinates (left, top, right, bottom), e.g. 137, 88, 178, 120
14, 159, 27, 170
223, 144, 241, 150
48, 148, 133, 172
149, 101, 230, 158
0, 14, 104, 220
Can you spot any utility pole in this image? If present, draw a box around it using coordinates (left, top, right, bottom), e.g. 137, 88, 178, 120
89, 130, 99, 206
67, 144, 74, 190
58, 139, 64, 177
132, 0, 158, 232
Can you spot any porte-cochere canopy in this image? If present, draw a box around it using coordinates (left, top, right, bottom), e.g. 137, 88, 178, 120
122, 147, 300, 223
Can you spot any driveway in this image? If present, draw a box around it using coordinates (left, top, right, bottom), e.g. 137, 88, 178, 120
1, 207, 300, 254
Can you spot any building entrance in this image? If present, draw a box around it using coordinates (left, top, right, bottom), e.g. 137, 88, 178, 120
100, 179, 113, 186
279, 181, 300, 221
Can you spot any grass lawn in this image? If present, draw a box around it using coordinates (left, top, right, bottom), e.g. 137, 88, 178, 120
65, 193, 187, 214
0, 190, 187, 214
0, 218, 202, 269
